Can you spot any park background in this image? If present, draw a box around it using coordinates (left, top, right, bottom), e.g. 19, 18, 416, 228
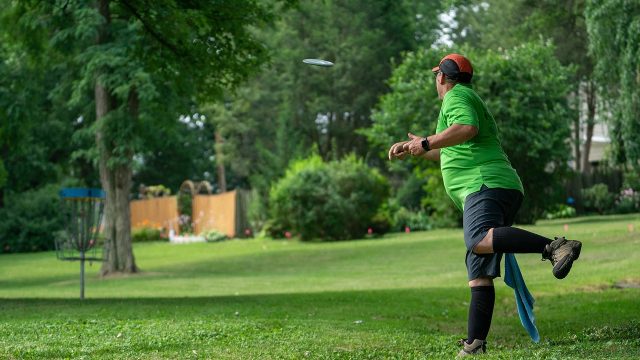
0, 0, 639, 359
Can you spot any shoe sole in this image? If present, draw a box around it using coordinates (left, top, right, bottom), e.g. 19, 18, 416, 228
553, 242, 582, 279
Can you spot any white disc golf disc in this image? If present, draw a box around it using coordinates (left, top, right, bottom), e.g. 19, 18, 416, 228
302, 58, 334, 67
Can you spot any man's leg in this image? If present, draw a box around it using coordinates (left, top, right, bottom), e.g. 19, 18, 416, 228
473, 227, 582, 279
467, 277, 495, 342
459, 186, 505, 356
458, 277, 494, 357
473, 227, 550, 254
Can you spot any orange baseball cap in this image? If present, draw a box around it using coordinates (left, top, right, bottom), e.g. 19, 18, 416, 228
432, 54, 473, 82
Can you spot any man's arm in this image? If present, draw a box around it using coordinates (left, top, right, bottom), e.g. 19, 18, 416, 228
421, 148, 440, 161
405, 124, 478, 156
425, 124, 478, 149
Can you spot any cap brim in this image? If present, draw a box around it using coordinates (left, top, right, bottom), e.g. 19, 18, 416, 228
431, 66, 440, 72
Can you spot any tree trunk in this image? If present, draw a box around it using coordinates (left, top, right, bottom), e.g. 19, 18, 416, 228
215, 131, 227, 193
96, 0, 137, 275
581, 80, 596, 174
572, 88, 581, 172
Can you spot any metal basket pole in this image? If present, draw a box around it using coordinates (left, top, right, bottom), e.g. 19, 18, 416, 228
80, 249, 85, 299
58, 188, 106, 300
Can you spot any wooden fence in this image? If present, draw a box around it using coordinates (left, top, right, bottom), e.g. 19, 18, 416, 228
192, 190, 250, 237
130, 190, 250, 238
130, 196, 180, 235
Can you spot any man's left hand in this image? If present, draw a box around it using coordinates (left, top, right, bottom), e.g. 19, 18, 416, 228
404, 133, 427, 156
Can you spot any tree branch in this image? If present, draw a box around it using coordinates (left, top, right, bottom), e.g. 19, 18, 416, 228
117, 0, 184, 57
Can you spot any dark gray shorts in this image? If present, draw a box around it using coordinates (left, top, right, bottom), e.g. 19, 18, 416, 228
463, 185, 523, 280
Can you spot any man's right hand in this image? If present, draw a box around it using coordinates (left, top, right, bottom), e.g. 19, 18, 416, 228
388, 141, 409, 160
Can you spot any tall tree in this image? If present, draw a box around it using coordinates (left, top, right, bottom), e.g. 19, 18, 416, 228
6, 0, 285, 274
586, 0, 640, 169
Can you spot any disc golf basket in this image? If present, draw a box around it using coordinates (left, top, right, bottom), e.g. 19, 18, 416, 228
56, 188, 106, 299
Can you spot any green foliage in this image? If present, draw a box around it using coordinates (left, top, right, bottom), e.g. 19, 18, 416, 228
369, 211, 392, 235
393, 173, 427, 211
391, 207, 432, 232
131, 227, 162, 243
586, 0, 640, 167
582, 183, 616, 214
448, 0, 592, 79
269, 155, 389, 241
419, 167, 461, 228
544, 204, 577, 220
247, 188, 269, 234
0, 20, 85, 194
0, 160, 6, 190
623, 171, 640, 191
613, 188, 640, 214
0, 184, 67, 253
369, 41, 573, 223
133, 117, 217, 192
203, 229, 228, 243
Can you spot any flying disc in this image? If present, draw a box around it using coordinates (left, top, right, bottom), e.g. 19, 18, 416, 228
302, 59, 334, 67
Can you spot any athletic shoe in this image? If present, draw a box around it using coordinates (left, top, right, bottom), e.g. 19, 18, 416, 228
456, 339, 486, 357
542, 236, 582, 279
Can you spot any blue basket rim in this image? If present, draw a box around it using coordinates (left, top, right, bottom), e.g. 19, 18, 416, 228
60, 188, 105, 199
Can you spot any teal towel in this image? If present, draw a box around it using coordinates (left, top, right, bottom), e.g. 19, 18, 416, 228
504, 253, 540, 342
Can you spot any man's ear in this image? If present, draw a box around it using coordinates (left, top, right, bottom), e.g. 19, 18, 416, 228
438, 73, 446, 85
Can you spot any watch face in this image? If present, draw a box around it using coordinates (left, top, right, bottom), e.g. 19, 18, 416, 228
421, 138, 429, 150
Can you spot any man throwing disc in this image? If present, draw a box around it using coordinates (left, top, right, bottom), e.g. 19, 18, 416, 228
388, 53, 582, 357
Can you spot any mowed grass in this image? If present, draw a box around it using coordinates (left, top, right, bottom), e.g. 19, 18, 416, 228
1, 214, 639, 359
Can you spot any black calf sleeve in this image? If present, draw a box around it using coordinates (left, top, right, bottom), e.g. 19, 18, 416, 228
492, 227, 552, 254
467, 285, 495, 341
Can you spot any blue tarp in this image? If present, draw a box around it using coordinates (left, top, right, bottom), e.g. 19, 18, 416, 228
504, 253, 540, 343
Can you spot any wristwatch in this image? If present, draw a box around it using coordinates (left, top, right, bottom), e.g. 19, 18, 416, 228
421, 137, 431, 151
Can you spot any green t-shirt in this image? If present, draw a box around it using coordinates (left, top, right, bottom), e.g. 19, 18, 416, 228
436, 83, 523, 211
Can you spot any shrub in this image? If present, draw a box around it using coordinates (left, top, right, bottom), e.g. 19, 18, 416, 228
269, 155, 389, 241
582, 183, 615, 214
0, 184, 67, 253
132, 227, 162, 242
370, 209, 392, 235
543, 204, 577, 219
392, 207, 432, 232
203, 229, 228, 242
613, 188, 640, 214
262, 219, 288, 239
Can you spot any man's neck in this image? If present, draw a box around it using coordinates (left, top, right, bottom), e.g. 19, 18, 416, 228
442, 83, 457, 96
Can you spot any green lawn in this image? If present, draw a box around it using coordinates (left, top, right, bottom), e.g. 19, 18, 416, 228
1, 214, 639, 359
